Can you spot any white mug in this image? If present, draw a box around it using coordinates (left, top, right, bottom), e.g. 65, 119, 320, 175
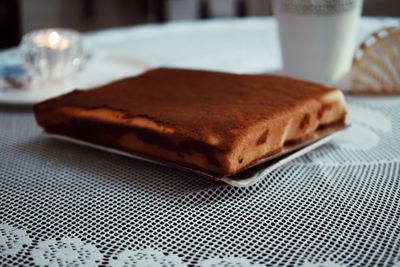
273, 0, 364, 85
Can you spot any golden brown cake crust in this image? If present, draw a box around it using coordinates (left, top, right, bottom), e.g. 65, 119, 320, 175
35, 68, 343, 145
34, 68, 347, 176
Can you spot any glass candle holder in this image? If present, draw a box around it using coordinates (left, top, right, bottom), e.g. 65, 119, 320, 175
19, 28, 84, 82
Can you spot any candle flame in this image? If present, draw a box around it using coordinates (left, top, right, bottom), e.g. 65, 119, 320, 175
48, 31, 60, 48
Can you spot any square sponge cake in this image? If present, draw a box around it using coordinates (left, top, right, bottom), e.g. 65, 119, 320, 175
34, 68, 347, 176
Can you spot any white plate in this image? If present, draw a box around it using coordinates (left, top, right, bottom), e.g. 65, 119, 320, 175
0, 51, 153, 106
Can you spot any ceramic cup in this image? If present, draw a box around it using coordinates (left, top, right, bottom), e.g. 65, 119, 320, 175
273, 0, 364, 85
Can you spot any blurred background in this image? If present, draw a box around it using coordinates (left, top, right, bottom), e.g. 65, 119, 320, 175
1, 0, 400, 49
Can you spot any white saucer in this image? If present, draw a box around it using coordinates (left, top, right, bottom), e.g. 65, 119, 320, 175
0, 51, 153, 106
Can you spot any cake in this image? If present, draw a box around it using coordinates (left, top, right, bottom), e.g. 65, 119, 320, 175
34, 68, 347, 176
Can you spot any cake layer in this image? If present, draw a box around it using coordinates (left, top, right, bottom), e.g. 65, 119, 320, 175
34, 68, 347, 176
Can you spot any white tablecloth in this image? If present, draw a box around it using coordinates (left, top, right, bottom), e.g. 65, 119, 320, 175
82, 17, 399, 72
1, 17, 400, 267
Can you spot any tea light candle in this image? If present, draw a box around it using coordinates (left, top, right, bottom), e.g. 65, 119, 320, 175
33, 31, 70, 50
20, 28, 84, 82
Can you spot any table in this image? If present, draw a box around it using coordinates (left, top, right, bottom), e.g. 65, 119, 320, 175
1, 17, 400, 267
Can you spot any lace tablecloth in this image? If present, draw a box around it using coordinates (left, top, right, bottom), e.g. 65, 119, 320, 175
1, 17, 400, 267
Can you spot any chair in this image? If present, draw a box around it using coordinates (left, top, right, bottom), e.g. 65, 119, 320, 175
153, 0, 253, 22
0, 0, 21, 49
